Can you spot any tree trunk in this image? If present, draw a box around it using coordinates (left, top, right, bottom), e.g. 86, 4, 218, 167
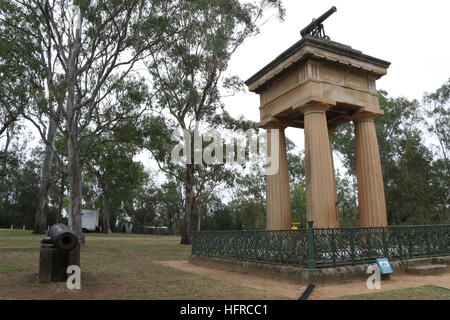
143, 209, 148, 233
68, 131, 83, 248
33, 117, 58, 234
167, 208, 175, 234
66, 27, 84, 251
101, 183, 112, 234
196, 200, 201, 232
169, 219, 174, 234
181, 163, 194, 244
56, 174, 65, 223
4, 129, 11, 152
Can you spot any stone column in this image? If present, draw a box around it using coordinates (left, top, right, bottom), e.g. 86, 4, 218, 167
354, 115, 388, 227
265, 126, 291, 230
328, 126, 339, 220
304, 104, 340, 228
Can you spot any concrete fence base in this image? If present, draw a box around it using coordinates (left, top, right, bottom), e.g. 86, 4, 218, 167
189, 255, 450, 283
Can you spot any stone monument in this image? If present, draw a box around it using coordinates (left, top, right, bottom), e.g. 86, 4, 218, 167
245, 7, 390, 229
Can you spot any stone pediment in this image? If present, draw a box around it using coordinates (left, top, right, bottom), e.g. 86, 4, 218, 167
245, 36, 390, 129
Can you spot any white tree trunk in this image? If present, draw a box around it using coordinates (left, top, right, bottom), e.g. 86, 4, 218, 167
33, 116, 58, 234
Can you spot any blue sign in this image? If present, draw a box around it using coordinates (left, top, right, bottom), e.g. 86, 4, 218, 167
376, 258, 394, 275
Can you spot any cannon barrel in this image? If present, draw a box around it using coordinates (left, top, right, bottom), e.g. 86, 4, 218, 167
47, 223, 78, 251
300, 6, 337, 37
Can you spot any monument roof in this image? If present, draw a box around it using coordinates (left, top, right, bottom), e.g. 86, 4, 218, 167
245, 36, 391, 92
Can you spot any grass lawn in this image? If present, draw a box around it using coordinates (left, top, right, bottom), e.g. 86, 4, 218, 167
2, 229, 449, 300
336, 285, 450, 300
0, 229, 284, 300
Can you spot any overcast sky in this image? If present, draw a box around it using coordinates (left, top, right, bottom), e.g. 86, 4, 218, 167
7, 1, 449, 184
222, 0, 450, 155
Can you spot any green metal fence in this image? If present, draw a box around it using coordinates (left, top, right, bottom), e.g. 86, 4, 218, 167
191, 223, 450, 268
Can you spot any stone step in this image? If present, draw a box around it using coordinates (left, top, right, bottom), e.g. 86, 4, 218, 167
406, 264, 448, 275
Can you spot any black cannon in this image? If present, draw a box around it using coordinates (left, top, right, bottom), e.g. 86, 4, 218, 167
300, 6, 337, 39
38, 223, 80, 283
43, 223, 78, 251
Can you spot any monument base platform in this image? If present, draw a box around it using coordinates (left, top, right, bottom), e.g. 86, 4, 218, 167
189, 256, 450, 284
406, 264, 449, 276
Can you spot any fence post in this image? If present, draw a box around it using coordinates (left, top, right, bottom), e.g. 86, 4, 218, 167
382, 228, 388, 257
307, 221, 316, 269
331, 230, 336, 267
425, 226, 431, 256
366, 230, 372, 259
191, 231, 196, 256
350, 229, 355, 265
407, 228, 413, 258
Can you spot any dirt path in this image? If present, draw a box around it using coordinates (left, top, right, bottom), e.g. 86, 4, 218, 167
159, 260, 450, 300
0, 271, 116, 300
310, 273, 450, 299
158, 260, 306, 299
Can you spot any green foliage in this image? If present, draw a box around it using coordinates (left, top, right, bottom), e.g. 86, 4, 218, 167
83, 122, 149, 230
221, 143, 307, 231
288, 148, 306, 226
332, 85, 450, 225
336, 175, 359, 227
155, 181, 184, 234
138, 0, 284, 242
0, 148, 40, 228
1, 1, 447, 236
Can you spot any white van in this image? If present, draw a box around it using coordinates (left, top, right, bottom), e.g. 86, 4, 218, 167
81, 210, 99, 232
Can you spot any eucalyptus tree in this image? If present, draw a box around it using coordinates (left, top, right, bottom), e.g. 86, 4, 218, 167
0, 0, 173, 241
229, 161, 266, 230
1, 0, 64, 233
0, 6, 39, 152
227, 137, 307, 230
332, 90, 448, 225
131, 181, 160, 233
141, 0, 284, 244
141, 113, 240, 235
84, 129, 149, 234
424, 79, 450, 220
0, 143, 42, 229
158, 180, 184, 234
0, 24, 33, 137
424, 78, 450, 161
